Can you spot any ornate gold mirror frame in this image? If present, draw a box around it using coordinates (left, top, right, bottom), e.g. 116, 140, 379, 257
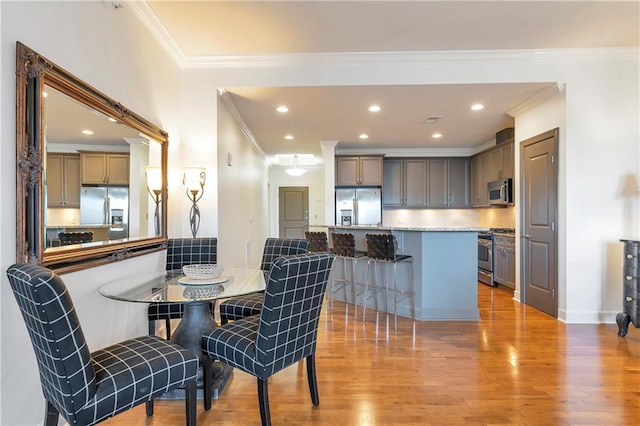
16, 42, 168, 273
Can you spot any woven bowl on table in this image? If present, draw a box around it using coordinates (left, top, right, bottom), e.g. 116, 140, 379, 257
182, 264, 224, 280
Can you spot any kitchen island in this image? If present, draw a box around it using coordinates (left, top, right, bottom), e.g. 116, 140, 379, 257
326, 225, 484, 321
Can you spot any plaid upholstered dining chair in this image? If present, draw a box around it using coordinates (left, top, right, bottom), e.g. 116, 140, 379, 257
6, 263, 199, 426
148, 237, 217, 339
218, 237, 309, 324
202, 252, 334, 426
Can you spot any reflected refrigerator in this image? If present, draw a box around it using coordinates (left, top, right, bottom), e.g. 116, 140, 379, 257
80, 186, 129, 240
335, 187, 382, 226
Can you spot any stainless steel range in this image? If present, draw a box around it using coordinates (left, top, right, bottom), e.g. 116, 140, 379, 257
478, 232, 494, 286
478, 228, 515, 287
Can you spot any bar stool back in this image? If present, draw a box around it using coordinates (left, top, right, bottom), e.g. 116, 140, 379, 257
363, 233, 415, 329
329, 232, 367, 316
305, 231, 329, 252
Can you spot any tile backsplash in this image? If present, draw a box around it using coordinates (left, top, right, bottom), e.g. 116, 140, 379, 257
383, 206, 516, 229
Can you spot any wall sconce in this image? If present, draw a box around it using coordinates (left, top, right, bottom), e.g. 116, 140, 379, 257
285, 154, 307, 176
183, 167, 206, 238
144, 166, 162, 236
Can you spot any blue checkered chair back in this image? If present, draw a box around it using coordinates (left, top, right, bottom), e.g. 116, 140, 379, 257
166, 237, 217, 271
149, 238, 218, 338
260, 238, 309, 271
6, 263, 96, 420
257, 252, 333, 375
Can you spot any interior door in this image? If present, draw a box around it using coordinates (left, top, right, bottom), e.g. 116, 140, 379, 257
521, 128, 559, 317
278, 186, 309, 238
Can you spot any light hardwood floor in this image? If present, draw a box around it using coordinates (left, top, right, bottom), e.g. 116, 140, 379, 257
106, 284, 640, 425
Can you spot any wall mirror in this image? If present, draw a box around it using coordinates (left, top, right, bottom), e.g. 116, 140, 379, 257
16, 42, 168, 273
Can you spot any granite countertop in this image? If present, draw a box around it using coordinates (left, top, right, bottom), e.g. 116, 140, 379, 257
320, 224, 488, 232
46, 224, 111, 229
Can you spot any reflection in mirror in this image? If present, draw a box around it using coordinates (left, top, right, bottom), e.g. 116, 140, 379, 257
16, 42, 168, 273
43, 85, 160, 249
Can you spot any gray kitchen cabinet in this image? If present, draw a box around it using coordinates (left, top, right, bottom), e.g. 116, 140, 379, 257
426, 158, 470, 208
489, 142, 514, 181
336, 156, 383, 186
383, 158, 427, 208
494, 235, 516, 289
47, 154, 81, 208
471, 152, 491, 207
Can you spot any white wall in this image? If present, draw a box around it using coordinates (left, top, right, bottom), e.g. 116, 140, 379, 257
216, 92, 270, 269
1, 3, 182, 424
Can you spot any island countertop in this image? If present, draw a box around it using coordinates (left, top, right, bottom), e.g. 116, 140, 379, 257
318, 224, 481, 321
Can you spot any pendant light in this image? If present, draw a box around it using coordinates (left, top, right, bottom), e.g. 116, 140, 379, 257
285, 155, 307, 176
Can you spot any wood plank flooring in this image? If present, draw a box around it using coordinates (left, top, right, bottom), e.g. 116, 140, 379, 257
105, 284, 640, 425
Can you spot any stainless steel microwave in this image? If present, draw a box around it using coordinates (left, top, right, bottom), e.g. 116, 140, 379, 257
488, 178, 513, 205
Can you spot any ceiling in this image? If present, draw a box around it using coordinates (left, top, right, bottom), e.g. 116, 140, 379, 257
45, 85, 140, 148
142, 1, 638, 162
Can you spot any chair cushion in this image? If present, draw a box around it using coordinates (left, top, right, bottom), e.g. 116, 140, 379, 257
219, 292, 264, 321
75, 335, 199, 425
201, 315, 263, 377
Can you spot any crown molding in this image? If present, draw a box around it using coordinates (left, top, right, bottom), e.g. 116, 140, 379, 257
507, 82, 566, 117
218, 89, 267, 161
129, 2, 639, 69
336, 147, 482, 157
181, 47, 640, 69
127, 0, 187, 66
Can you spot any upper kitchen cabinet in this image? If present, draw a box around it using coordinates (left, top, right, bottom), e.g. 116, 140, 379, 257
336, 156, 383, 186
383, 158, 427, 208
426, 158, 470, 208
47, 154, 81, 208
471, 152, 491, 207
489, 142, 514, 180
80, 152, 130, 185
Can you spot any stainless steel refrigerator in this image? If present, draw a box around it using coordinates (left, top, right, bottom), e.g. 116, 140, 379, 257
335, 187, 382, 226
80, 186, 129, 240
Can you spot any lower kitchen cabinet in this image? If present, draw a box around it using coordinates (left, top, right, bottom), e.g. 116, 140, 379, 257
494, 235, 515, 288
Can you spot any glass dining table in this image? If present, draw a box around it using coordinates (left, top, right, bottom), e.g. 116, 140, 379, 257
100, 266, 266, 399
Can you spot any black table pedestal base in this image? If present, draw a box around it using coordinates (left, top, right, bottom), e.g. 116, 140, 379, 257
161, 300, 234, 400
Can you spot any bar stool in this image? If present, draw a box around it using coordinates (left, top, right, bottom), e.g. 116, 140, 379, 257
329, 232, 367, 315
305, 231, 329, 252
363, 233, 415, 330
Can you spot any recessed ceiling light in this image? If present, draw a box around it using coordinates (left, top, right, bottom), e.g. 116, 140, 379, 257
42, 92, 48, 98
359, 134, 369, 139
108, 117, 117, 123
432, 133, 442, 139
82, 130, 94, 135
368, 105, 381, 112
276, 106, 289, 113
471, 104, 485, 111
284, 135, 294, 140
